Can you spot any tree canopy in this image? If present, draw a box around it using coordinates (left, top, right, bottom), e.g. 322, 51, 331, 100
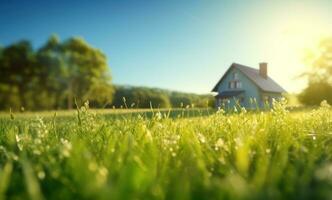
299, 37, 332, 105
111, 85, 214, 109
0, 35, 114, 111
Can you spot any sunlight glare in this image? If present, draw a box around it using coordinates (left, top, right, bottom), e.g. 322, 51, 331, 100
264, 14, 332, 92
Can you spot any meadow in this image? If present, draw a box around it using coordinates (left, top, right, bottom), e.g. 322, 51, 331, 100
0, 100, 332, 200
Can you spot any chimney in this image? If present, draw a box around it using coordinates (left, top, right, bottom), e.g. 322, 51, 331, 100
259, 62, 268, 79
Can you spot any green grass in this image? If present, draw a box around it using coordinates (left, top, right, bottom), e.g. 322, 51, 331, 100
0, 100, 332, 200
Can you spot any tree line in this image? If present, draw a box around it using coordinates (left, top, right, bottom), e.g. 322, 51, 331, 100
0, 36, 214, 111
0, 35, 114, 111
111, 85, 215, 109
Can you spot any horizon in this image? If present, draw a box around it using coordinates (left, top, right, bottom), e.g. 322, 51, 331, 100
1, 0, 332, 94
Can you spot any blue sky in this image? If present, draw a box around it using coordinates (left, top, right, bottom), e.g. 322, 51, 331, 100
1, 0, 332, 93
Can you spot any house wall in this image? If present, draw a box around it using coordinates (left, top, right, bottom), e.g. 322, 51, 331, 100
215, 67, 262, 109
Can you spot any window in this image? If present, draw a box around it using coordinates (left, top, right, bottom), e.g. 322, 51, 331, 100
228, 81, 231, 89
233, 72, 238, 80
236, 81, 242, 89
229, 81, 235, 89
229, 81, 242, 89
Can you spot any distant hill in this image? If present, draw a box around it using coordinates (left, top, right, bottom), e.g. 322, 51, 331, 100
110, 85, 215, 108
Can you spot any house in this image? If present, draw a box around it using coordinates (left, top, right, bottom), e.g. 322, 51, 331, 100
211, 62, 286, 109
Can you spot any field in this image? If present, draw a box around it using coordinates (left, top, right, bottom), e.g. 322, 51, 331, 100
0, 100, 332, 200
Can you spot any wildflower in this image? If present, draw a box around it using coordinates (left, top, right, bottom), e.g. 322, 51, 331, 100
60, 138, 72, 157
15, 134, 21, 143
215, 138, 224, 150
234, 106, 237, 113
234, 137, 243, 147
266, 149, 271, 154
84, 100, 89, 108
217, 108, 225, 115
33, 149, 41, 155
197, 133, 206, 144
15, 134, 23, 151
99, 166, 108, 177
154, 112, 162, 121
320, 100, 330, 108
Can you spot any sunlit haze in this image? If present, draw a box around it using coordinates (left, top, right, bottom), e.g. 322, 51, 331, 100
1, 0, 332, 93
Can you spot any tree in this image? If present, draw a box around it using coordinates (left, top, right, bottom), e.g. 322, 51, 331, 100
299, 81, 332, 105
299, 37, 332, 105
35, 35, 66, 109
85, 79, 114, 108
0, 40, 37, 109
60, 37, 113, 109
0, 36, 114, 110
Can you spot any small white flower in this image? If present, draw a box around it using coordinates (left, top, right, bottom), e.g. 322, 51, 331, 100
215, 138, 224, 150
197, 133, 206, 144
60, 138, 72, 157
266, 149, 271, 154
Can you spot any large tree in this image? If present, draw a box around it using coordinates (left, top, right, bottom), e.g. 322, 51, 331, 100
0, 36, 114, 110
36, 35, 66, 109
299, 37, 332, 105
0, 40, 38, 109
60, 37, 113, 109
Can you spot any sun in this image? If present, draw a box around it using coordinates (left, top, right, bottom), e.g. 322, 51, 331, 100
264, 14, 332, 93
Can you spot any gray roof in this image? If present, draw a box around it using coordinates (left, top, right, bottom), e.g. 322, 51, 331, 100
212, 63, 286, 93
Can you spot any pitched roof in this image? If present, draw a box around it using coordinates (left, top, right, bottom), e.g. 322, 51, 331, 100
212, 63, 286, 93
